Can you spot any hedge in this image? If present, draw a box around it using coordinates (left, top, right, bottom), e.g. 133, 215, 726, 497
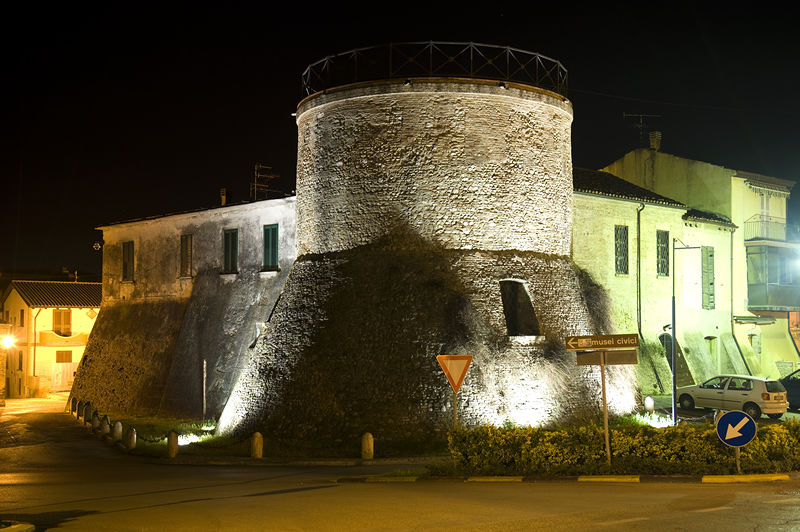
448, 420, 800, 476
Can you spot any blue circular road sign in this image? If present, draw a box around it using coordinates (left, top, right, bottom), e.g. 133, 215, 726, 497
715, 410, 757, 447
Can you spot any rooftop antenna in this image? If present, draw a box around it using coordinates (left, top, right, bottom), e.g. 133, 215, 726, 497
623, 113, 662, 146
251, 163, 280, 201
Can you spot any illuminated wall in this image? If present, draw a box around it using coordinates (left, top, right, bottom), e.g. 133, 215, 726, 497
217, 79, 637, 444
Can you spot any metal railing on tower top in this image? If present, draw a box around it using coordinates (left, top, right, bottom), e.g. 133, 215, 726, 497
301, 41, 568, 97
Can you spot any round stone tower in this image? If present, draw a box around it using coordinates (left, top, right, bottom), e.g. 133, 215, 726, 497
217, 43, 636, 445
295, 79, 574, 256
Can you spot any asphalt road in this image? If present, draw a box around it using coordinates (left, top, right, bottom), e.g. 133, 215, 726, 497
2, 396, 800, 531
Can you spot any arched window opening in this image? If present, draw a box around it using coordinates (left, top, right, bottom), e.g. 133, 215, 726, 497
499, 280, 540, 337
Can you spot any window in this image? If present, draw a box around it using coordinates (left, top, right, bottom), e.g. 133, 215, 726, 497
701, 246, 715, 310
702, 376, 729, 390
18, 351, 23, 370
656, 230, 669, 276
499, 280, 540, 336
122, 241, 134, 281
263, 224, 279, 270
614, 225, 629, 274
19, 309, 24, 328
56, 350, 73, 363
223, 229, 238, 273
180, 234, 193, 278
53, 309, 72, 336
727, 377, 753, 391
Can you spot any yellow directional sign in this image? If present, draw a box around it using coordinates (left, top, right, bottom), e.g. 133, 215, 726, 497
565, 334, 639, 351
576, 350, 638, 366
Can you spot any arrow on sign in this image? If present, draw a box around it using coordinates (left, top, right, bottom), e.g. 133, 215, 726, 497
567, 337, 578, 349
725, 417, 750, 440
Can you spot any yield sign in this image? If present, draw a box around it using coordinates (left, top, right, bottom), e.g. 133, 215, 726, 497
437, 355, 473, 394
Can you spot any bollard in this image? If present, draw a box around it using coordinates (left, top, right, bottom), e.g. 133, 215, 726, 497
167, 431, 179, 459
361, 432, 374, 460
91, 411, 101, 432
124, 426, 137, 451
251, 432, 263, 459
112, 421, 123, 442
100, 415, 111, 436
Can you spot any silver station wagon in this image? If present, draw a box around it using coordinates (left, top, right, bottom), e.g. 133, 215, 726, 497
677, 375, 789, 419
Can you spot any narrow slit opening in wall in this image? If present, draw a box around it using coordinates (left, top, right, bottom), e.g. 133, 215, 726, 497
499, 279, 540, 336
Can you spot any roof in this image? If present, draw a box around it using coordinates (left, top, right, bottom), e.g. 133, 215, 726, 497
5, 280, 102, 308
573, 167, 685, 207
683, 208, 736, 227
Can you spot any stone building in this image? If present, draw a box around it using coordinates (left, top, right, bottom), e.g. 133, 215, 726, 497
72, 43, 638, 451
69, 197, 296, 417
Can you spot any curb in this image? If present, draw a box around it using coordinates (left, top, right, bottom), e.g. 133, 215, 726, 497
578, 475, 639, 483
467, 476, 524, 482
701, 473, 790, 483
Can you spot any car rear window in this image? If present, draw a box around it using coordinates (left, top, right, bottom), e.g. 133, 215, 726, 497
766, 381, 786, 393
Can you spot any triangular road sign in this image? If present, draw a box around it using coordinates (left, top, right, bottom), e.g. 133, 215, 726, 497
437, 355, 473, 394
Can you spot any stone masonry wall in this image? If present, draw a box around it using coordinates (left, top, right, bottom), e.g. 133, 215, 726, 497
295, 80, 574, 256
217, 230, 637, 449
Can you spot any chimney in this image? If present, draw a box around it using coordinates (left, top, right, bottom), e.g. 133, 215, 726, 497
649, 131, 662, 151
220, 188, 227, 206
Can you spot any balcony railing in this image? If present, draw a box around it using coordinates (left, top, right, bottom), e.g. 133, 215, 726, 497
301, 41, 568, 98
744, 215, 795, 241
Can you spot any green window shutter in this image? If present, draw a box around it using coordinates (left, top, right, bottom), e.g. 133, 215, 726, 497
223, 229, 238, 273
702, 246, 715, 310
263, 224, 279, 269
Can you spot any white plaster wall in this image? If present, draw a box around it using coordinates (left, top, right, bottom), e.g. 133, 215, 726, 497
296, 80, 574, 256
99, 197, 296, 302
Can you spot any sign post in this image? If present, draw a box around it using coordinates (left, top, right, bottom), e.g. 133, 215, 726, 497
437, 355, 473, 429
715, 410, 757, 474
566, 334, 639, 465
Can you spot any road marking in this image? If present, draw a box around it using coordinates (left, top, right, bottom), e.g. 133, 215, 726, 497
598, 517, 649, 526
764, 498, 800, 504
691, 506, 732, 513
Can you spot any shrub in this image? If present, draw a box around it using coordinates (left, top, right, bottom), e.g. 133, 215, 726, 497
448, 420, 800, 476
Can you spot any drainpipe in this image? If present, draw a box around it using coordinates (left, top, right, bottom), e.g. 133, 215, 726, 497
730, 229, 750, 374
33, 308, 42, 377
636, 203, 645, 338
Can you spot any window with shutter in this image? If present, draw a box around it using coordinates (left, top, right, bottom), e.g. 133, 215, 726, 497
702, 246, 715, 309
263, 224, 279, 270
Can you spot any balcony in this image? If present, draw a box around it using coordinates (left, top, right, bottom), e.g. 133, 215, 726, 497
38, 330, 89, 347
744, 215, 800, 242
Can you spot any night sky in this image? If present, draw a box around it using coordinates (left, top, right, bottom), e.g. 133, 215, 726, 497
3, 4, 799, 279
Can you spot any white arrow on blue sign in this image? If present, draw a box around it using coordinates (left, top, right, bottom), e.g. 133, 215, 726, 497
715, 410, 757, 447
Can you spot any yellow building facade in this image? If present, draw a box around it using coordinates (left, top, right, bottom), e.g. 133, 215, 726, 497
2, 281, 101, 398
603, 148, 800, 379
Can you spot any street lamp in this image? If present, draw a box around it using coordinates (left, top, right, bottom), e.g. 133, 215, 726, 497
671, 238, 701, 426
1, 335, 14, 349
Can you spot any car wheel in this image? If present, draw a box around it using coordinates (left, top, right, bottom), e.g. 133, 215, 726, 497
679, 394, 694, 410
767, 413, 783, 420
743, 403, 761, 419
